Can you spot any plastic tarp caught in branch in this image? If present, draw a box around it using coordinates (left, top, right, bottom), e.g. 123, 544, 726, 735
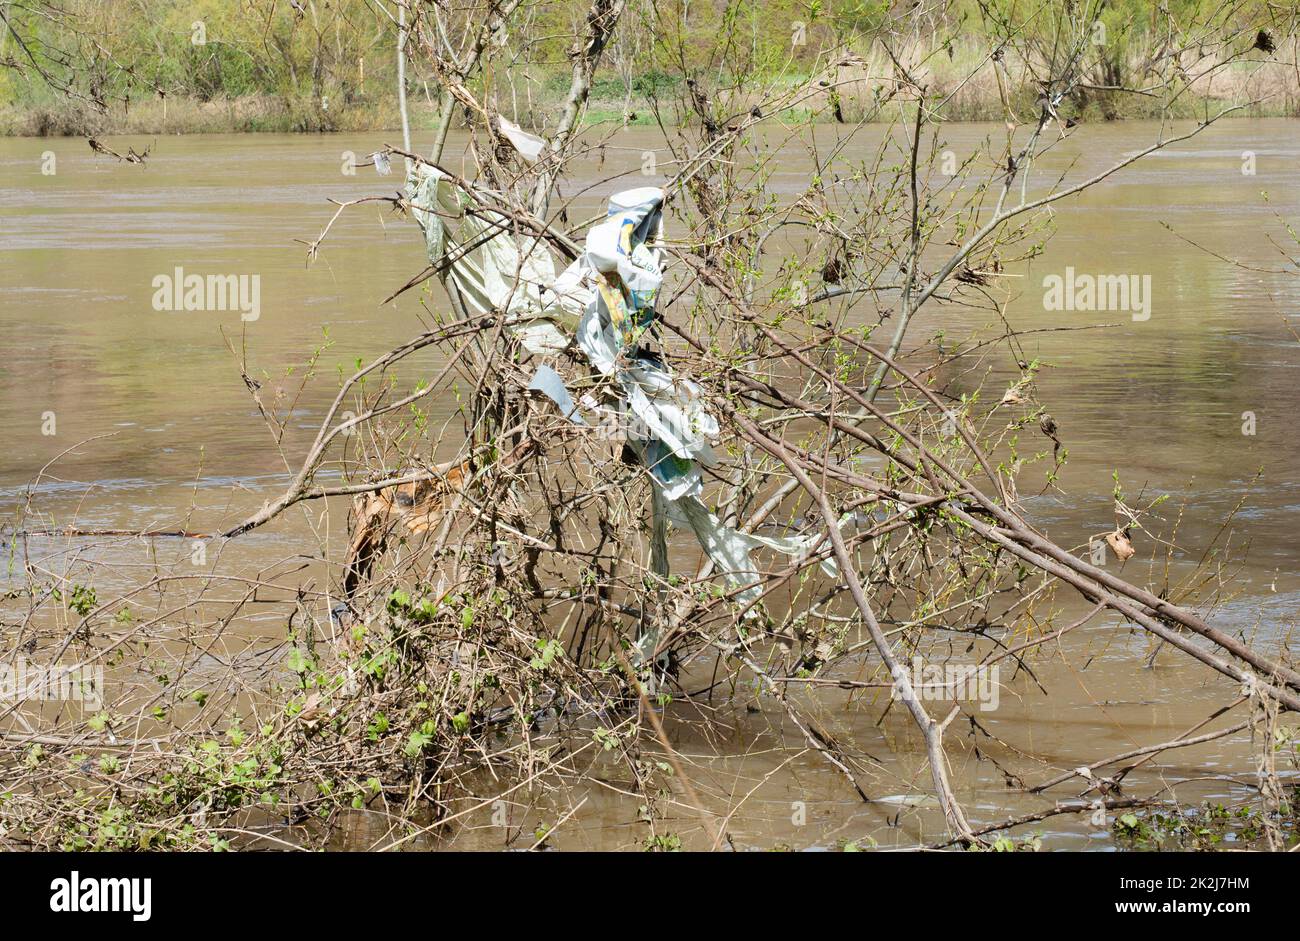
407, 163, 577, 355
406, 164, 834, 606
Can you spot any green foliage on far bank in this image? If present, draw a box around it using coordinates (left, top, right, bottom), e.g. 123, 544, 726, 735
0, 0, 1295, 135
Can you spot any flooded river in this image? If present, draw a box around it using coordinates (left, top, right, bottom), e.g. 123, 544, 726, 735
2, 119, 1298, 849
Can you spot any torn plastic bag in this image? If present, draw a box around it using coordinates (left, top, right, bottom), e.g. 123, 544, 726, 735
406, 163, 575, 353
495, 115, 546, 163
527, 364, 587, 424
665, 494, 839, 604
568, 190, 715, 467
574, 186, 665, 367
410, 167, 839, 604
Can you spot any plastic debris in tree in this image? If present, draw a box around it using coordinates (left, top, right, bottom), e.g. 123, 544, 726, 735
494, 115, 547, 163
406, 164, 834, 613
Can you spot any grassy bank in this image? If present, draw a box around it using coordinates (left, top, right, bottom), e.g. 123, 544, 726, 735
0, 92, 409, 137
5, 50, 1297, 138
3, 0, 1295, 138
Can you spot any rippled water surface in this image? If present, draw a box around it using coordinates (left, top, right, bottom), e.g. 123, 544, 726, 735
2, 120, 1297, 849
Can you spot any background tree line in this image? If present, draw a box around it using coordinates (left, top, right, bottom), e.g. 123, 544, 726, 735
1, 0, 1295, 135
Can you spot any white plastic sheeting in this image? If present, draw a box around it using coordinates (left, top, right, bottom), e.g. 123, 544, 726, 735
407, 163, 834, 604
407, 163, 575, 354
494, 116, 547, 163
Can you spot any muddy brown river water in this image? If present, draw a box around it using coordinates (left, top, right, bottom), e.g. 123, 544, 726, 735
2, 119, 1298, 849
